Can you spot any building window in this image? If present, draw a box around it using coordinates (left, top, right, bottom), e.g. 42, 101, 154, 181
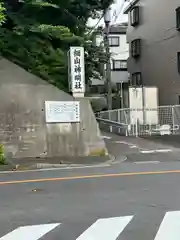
131, 39, 141, 58
178, 95, 180, 104
131, 72, 142, 86
90, 85, 105, 94
176, 7, 180, 30
177, 52, 180, 73
112, 60, 127, 71
130, 6, 139, 27
108, 36, 120, 47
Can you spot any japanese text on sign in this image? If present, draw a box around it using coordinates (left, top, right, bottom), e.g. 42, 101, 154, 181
45, 101, 80, 123
70, 47, 85, 93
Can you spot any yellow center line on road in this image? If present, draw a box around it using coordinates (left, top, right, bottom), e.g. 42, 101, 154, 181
0, 169, 180, 185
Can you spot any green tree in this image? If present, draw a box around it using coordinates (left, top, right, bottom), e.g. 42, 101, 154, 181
0, 0, 113, 91
0, 0, 5, 25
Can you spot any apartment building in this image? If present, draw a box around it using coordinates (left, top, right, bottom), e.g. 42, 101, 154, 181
108, 24, 129, 86
92, 24, 129, 87
124, 0, 180, 105
90, 24, 129, 109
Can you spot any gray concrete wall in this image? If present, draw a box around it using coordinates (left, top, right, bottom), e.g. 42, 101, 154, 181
92, 71, 129, 86
126, 0, 180, 105
0, 58, 107, 158
111, 71, 129, 84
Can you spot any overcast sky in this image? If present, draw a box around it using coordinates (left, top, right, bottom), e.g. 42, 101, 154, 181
87, 0, 129, 27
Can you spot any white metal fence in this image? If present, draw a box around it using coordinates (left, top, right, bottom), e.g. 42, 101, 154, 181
97, 105, 180, 136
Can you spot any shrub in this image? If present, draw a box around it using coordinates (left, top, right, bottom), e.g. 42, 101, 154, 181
0, 144, 6, 165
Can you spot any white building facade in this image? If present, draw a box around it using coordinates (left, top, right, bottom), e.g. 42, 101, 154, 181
94, 24, 129, 87
108, 25, 129, 85
90, 24, 129, 110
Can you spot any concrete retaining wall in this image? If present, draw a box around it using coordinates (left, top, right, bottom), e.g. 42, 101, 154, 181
0, 58, 107, 159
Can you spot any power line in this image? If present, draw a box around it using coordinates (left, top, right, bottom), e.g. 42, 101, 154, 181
62, 8, 86, 29
61, 7, 105, 37
86, 14, 104, 36
62, 8, 105, 37
111, 0, 126, 25
63, 3, 180, 61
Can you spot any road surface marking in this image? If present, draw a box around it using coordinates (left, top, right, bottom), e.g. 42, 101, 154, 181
135, 161, 160, 164
140, 149, 173, 154
114, 141, 134, 146
140, 150, 156, 153
114, 141, 139, 149
154, 211, 180, 240
129, 145, 138, 148
155, 149, 172, 153
76, 216, 133, 240
1, 169, 180, 185
101, 136, 112, 139
0, 223, 60, 240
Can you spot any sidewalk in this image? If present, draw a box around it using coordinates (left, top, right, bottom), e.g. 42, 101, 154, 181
142, 135, 180, 148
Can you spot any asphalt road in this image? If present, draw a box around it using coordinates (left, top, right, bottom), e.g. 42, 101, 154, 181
1, 162, 180, 239
103, 132, 180, 163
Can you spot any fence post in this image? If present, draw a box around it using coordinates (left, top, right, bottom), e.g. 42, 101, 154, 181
124, 110, 127, 136
135, 118, 138, 137
172, 105, 175, 134
108, 111, 111, 120
135, 109, 138, 138
109, 111, 113, 133
118, 109, 120, 123
118, 110, 120, 133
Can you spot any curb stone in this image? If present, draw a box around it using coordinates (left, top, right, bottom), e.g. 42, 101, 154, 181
16, 155, 115, 170
108, 155, 127, 165
0, 164, 16, 171
8, 155, 113, 171
33, 154, 126, 169
0, 154, 127, 172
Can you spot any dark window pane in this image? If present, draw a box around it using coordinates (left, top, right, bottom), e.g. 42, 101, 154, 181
131, 39, 141, 58
113, 60, 127, 71
177, 52, 180, 74
130, 6, 139, 26
176, 7, 180, 30
131, 72, 142, 86
108, 37, 120, 46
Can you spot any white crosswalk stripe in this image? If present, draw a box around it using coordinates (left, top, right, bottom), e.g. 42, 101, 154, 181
1, 211, 180, 239
76, 216, 133, 240
0, 223, 60, 240
154, 211, 180, 240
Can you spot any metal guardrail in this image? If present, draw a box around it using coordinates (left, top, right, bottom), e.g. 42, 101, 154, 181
96, 117, 128, 135
96, 117, 128, 127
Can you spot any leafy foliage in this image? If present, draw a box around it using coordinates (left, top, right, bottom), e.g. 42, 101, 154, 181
0, 0, 6, 25
0, 0, 113, 91
0, 144, 5, 165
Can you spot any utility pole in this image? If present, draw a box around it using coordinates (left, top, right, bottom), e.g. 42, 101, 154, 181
104, 7, 112, 110
120, 81, 124, 109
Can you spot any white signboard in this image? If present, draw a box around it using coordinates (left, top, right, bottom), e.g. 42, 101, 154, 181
45, 101, 80, 123
70, 46, 85, 94
129, 87, 159, 125
144, 87, 158, 124
129, 87, 143, 124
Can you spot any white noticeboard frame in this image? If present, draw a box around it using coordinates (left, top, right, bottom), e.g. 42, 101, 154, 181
45, 101, 80, 123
